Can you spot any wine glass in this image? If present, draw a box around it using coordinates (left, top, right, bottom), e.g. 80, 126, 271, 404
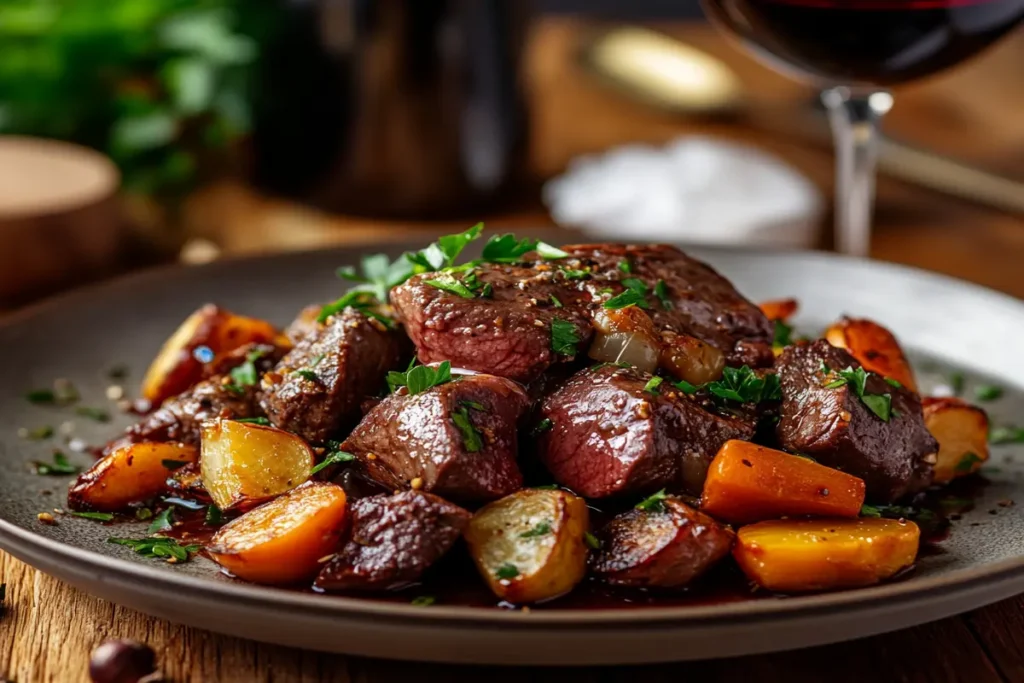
701, 0, 1024, 256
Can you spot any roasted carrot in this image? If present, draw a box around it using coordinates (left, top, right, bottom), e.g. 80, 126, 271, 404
824, 317, 917, 391
759, 298, 799, 322
68, 442, 198, 511
700, 440, 866, 525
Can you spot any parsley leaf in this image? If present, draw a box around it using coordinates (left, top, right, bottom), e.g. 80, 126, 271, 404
148, 508, 174, 533
411, 595, 436, 607
955, 452, 983, 473
550, 294, 563, 308
406, 223, 483, 273
317, 289, 396, 328
618, 260, 632, 274
25, 389, 56, 405
532, 417, 553, 435
773, 320, 794, 350
228, 348, 265, 391
519, 521, 553, 538
310, 449, 356, 475
293, 369, 319, 383
75, 407, 110, 423
654, 280, 673, 309
550, 319, 580, 357
205, 504, 223, 525
991, 426, 1024, 444
636, 489, 668, 512
975, 385, 1003, 402
481, 234, 568, 262
234, 417, 271, 426
584, 531, 602, 550
336, 253, 414, 301
643, 376, 663, 394
674, 379, 699, 394
24, 425, 54, 441
536, 242, 569, 259
821, 365, 894, 421
70, 511, 114, 521
559, 267, 590, 280
452, 407, 483, 452
705, 366, 781, 404
495, 563, 520, 580
604, 278, 650, 310
108, 536, 201, 563
949, 372, 965, 396
32, 451, 80, 475
860, 503, 935, 525
860, 392, 893, 422
425, 275, 477, 299
387, 361, 453, 395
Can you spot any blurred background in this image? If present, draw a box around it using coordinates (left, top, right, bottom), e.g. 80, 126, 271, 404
0, 0, 1021, 306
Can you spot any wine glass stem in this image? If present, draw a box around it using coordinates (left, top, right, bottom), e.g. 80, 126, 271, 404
821, 88, 893, 258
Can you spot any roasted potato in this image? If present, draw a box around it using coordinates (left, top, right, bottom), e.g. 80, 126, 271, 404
200, 419, 314, 511
142, 304, 287, 405
660, 331, 726, 386
733, 518, 919, 593
759, 298, 799, 322
465, 488, 590, 603
701, 440, 866, 525
923, 397, 990, 483
208, 481, 348, 584
824, 317, 917, 391
590, 496, 734, 588
68, 442, 198, 511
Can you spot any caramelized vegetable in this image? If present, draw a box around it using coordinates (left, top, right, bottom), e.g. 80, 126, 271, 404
588, 306, 660, 373
700, 440, 866, 524
465, 488, 590, 603
142, 304, 287, 405
759, 298, 798, 321
208, 481, 348, 584
200, 419, 314, 511
733, 518, 919, 592
922, 397, 989, 483
659, 331, 726, 386
68, 442, 198, 511
824, 317, 917, 392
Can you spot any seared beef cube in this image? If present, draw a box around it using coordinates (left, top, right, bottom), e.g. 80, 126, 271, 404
776, 340, 937, 502
537, 365, 754, 499
343, 373, 529, 501
391, 265, 593, 383
260, 308, 404, 442
127, 377, 259, 445
562, 244, 774, 368
284, 304, 323, 344
314, 491, 471, 591
590, 496, 734, 588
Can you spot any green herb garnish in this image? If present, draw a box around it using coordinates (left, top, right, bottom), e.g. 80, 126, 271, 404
24, 425, 54, 441
519, 521, 553, 538
550, 318, 580, 357
860, 503, 935, 524
705, 366, 781, 404
25, 389, 56, 405
550, 294, 563, 308
405, 223, 483, 272
975, 385, 1003, 402
293, 369, 319, 383
559, 267, 590, 280
425, 275, 477, 299
148, 508, 174, 533
643, 377, 663, 394
108, 536, 201, 563
205, 504, 223, 525
234, 417, 271, 426
452, 407, 483, 452
949, 372, 965, 396
618, 260, 632, 274
674, 379, 699, 394
636, 489, 668, 513
584, 531, 601, 550
532, 418, 553, 435
32, 451, 80, 475
336, 252, 415, 301
885, 378, 903, 388
955, 452, 983, 473
819, 365, 893, 421
479, 234, 568, 263
991, 426, 1024, 445
654, 280, 673, 310
70, 511, 114, 521
387, 361, 453, 395
226, 348, 266, 392
317, 289, 396, 328
495, 563, 520, 580
604, 278, 650, 310
411, 595, 436, 607
772, 320, 794, 350
310, 449, 356, 475
75, 406, 110, 423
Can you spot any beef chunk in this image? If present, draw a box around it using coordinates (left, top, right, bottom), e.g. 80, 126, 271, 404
590, 497, 734, 588
390, 244, 771, 383
260, 308, 404, 442
776, 340, 937, 502
562, 244, 774, 368
537, 365, 755, 499
343, 373, 529, 501
314, 491, 471, 591
391, 265, 593, 383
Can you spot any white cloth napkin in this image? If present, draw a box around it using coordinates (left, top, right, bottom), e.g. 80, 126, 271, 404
543, 136, 824, 248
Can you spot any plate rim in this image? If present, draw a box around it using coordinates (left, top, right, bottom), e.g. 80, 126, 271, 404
2, 242, 1024, 628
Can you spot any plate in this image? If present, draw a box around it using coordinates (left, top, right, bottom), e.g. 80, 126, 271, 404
2, 244, 1024, 665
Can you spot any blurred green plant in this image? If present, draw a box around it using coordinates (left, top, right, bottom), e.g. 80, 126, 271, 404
0, 0, 275, 201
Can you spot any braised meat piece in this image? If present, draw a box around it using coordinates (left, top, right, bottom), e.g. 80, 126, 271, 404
390, 265, 593, 383
590, 496, 735, 588
776, 340, 937, 502
562, 244, 774, 368
536, 365, 755, 499
314, 491, 471, 591
343, 373, 529, 501
260, 308, 404, 442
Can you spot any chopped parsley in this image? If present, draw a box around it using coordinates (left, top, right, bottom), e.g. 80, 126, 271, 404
406, 223, 483, 272
74, 406, 110, 423
461, 271, 493, 298
293, 369, 319, 383
519, 521, 553, 538
618, 260, 632, 273
532, 418, 553, 435
234, 417, 271, 426
991, 426, 1024, 445
310, 449, 356, 475
949, 372, 965, 396
161, 459, 191, 471
25, 389, 57, 405
205, 504, 223, 525
32, 451, 80, 475
550, 294, 563, 308
705, 366, 781, 404
551, 319, 580, 357
643, 376, 663, 394
226, 348, 266, 393
820, 364, 893, 422
108, 536, 201, 563
495, 563, 520, 580
411, 595, 436, 607
654, 280, 673, 309
70, 511, 114, 522
604, 278, 650, 310
24, 425, 54, 441
148, 508, 174, 533
636, 489, 668, 513
559, 267, 590, 280
387, 361, 452, 395
885, 378, 903, 388
772, 320, 794, 350
317, 289, 396, 328
674, 379, 699, 394
481, 234, 568, 263
975, 385, 1003, 402
584, 531, 601, 550
425, 274, 477, 299
336, 252, 415, 302
860, 503, 935, 524
452, 407, 483, 452
955, 452, 983, 473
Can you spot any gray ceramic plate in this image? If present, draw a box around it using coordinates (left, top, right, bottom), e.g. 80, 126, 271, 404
2, 245, 1024, 666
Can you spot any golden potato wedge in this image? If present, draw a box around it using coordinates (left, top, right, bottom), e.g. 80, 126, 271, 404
734, 518, 919, 593
208, 481, 348, 584
923, 397, 989, 483
200, 419, 314, 511
142, 304, 287, 405
824, 317, 917, 391
465, 488, 590, 603
68, 442, 198, 511
759, 298, 799, 322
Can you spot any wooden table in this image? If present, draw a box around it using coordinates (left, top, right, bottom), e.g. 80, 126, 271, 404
3, 17, 1024, 683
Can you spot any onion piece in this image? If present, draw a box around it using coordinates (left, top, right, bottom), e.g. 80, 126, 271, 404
660, 331, 725, 386
588, 307, 660, 373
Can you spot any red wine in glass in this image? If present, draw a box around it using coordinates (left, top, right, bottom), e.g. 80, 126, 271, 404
703, 0, 1024, 85
702, 0, 1024, 256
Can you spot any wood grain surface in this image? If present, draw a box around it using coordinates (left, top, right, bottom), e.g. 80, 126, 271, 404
2, 17, 1023, 683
